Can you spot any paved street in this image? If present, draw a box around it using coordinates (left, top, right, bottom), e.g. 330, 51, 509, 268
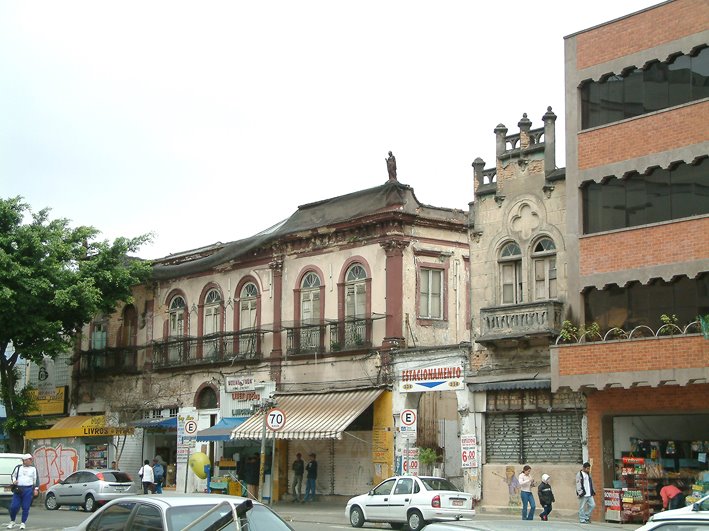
13, 495, 648, 530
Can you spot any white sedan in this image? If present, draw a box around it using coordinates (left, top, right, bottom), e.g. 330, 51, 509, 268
63, 494, 294, 531
636, 493, 709, 530
345, 476, 475, 531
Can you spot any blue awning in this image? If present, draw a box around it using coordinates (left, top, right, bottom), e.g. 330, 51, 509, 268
196, 418, 247, 442
131, 417, 177, 430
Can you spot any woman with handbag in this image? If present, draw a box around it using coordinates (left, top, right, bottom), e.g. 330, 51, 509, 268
6, 454, 39, 530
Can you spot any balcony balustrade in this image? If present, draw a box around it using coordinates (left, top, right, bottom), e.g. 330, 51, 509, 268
328, 317, 373, 352
152, 331, 262, 369
478, 300, 564, 347
79, 347, 140, 377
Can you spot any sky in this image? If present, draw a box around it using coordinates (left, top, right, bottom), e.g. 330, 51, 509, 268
0, 1, 657, 260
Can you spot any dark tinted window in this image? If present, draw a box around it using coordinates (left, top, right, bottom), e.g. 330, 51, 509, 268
87, 501, 136, 531
420, 477, 460, 491
103, 472, 133, 483
79, 472, 98, 483
585, 275, 709, 332
580, 47, 708, 129
132, 504, 163, 531
64, 473, 81, 484
372, 479, 395, 496
244, 505, 293, 531
583, 159, 708, 234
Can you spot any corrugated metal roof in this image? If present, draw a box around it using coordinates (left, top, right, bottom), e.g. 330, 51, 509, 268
468, 379, 551, 392
231, 388, 384, 440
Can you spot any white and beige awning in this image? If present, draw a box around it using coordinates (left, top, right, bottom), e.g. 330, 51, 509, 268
231, 388, 384, 440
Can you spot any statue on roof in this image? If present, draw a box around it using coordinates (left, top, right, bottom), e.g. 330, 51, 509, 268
386, 151, 397, 181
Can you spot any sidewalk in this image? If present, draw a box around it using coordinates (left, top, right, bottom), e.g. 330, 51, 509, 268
269, 496, 646, 530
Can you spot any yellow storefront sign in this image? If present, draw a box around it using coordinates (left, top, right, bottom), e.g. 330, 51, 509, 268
25, 415, 134, 440
28, 386, 67, 416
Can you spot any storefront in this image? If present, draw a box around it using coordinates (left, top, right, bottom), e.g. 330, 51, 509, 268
25, 415, 134, 492
131, 416, 178, 487
196, 417, 254, 495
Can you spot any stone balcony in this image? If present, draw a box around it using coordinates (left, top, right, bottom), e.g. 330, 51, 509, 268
477, 300, 564, 347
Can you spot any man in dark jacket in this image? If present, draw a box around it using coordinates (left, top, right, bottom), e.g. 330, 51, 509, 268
291, 453, 304, 502
303, 453, 318, 502
538, 473, 555, 521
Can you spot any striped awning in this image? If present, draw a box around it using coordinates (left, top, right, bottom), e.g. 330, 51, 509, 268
231, 388, 384, 440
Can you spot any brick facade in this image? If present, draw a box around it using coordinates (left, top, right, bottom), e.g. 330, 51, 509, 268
579, 217, 709, 277
575, 0, 708, 70
577, 101, 709, 170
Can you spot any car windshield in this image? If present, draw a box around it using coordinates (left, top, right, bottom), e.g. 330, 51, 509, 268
419, 478, 460, 492
167, 503, 291, 531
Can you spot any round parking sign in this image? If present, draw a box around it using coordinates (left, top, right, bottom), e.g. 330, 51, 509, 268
401, 409, 417, 426
266, 408, 286, 431
184, 420, 198, 435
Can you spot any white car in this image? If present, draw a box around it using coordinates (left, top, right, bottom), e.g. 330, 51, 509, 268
345, 475, 475, 531
63, 494, 294, 531
636, 493, 709, 530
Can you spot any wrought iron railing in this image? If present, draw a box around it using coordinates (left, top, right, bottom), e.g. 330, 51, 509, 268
328, 317, 373, 352
79, 347, 140, 376
285, 326, 325, 356
152, 331, 262, 369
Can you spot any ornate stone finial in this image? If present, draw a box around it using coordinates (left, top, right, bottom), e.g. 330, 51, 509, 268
518, 113, 532, 131
543, 106, 557, 122
386, 151, 397, 181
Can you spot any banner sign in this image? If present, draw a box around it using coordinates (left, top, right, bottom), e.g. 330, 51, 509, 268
399, 365, 464, 392
225, 376, 256, 392
461, 434, 478, 468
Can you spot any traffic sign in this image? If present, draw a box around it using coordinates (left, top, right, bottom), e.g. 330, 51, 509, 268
266, 408, 286, 431
184, 419, 198, 435
400, 409, 417, 439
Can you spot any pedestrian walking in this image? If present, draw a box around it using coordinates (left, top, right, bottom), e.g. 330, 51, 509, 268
518, 465, 536, 520
7, 454, 39, 529
139, 460, 155, 494
291, 452, 304, 502
303, 453, 318, 502
576, 462, 596, 523
152, 457, 165, 494
537, 473, 555, 521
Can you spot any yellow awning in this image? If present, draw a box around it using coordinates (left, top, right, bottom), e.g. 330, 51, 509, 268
25, 415, 134, 439
231, 388, 384, 440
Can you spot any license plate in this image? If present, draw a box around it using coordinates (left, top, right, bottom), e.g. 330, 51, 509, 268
114, 487, 126, 492
452, 499, 463, 507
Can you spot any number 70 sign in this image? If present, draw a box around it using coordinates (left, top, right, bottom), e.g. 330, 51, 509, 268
266, 408, 286, 431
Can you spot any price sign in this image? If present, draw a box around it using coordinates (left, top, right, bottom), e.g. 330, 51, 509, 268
266, 408, 286, 431
461, 434, 478, 468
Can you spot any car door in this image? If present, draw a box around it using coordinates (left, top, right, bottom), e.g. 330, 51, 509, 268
55, 472, 82, 505
362, 478, 395, 521
77, 471, 99, 503
387, 477, 415, 523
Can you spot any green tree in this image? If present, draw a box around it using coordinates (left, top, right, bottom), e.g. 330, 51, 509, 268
0, 197, 152, 451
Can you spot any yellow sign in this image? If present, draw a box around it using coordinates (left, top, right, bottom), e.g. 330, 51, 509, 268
28, 386, 67, 416
25, 415, 135, 440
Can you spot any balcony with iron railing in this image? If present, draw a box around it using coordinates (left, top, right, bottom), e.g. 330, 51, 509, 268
477, 300, 564, 347
284, 315, 382, 357
328, 317, 373, 352
79, 347, 140, 377
152, 331, 263, 369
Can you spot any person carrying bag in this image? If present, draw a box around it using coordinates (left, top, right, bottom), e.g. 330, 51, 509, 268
6, 454, 39, 530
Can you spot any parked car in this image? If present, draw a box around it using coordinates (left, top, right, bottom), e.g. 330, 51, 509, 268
0, 454, 26, 513
63, 494, 295, 531
636, 493, 709, 530
45, 469, 136, 512
345, 475, 475, 531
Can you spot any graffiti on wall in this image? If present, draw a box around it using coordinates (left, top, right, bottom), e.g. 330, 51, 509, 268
32, 444, 79, 492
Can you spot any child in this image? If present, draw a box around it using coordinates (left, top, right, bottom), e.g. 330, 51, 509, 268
538, 473, 555, 521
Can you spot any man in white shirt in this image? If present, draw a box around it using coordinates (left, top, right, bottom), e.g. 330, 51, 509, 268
7, 454, 39, 529
139, 460, 155, 494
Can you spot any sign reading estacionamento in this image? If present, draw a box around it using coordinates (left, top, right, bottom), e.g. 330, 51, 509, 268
398, 365, 464, 392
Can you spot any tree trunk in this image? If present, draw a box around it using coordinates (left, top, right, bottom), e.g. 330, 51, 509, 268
0, 352, 23, 452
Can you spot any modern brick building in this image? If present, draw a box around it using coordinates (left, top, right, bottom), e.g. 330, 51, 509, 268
555, 0, 709, 522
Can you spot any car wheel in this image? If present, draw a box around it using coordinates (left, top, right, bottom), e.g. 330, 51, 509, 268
349, 506, 365, 528
407, 509, 426, 531
84, 494, 96, 512
44, 493, 59, 511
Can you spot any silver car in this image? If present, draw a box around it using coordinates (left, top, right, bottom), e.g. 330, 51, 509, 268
63, 494, 295, 531
45, 469, 136, 512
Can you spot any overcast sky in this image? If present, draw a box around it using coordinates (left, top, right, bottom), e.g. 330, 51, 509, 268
1, 1, 656, 259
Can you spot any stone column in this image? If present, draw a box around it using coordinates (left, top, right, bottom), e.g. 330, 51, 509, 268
379, 239, 409, 350
269, 258, 283, 383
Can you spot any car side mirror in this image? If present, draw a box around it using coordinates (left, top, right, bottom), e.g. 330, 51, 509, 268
369, 490, 374, 496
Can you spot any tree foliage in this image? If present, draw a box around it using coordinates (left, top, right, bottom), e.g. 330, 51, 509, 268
0, 196, 152, 450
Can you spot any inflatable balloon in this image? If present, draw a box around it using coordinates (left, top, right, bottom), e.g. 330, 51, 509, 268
188, 452, 210, 479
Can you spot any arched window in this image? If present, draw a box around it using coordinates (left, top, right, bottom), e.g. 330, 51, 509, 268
203, 289, 221, 336
239, 282, 259, 355
345, 264, 367, 318
168, 296, 186, 362
532, 238, 557, 300
197, 387, 218, 409
121, 305, 138, 347
300, 272, 321, 351
499, 242, 523, 304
